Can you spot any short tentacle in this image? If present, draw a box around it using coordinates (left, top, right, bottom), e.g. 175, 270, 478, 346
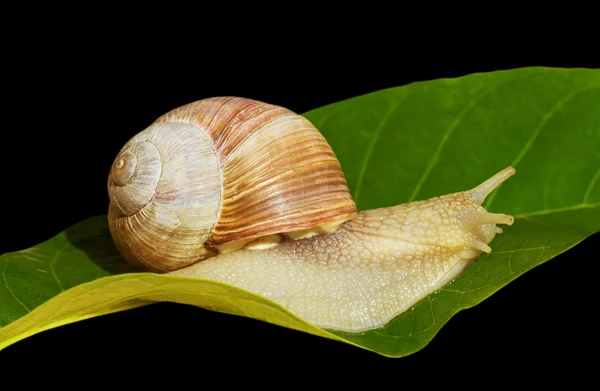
461, 209, 514, 231
477, 212, 514, 226
471, 239, 493, 253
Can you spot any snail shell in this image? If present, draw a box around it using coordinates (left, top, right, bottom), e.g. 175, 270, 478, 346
107, 97, 357, 273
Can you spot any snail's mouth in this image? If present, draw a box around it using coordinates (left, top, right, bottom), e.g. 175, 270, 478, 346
108, 141, 162, 217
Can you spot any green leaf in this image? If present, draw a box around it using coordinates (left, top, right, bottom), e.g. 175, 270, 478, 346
1, 66, 599, 356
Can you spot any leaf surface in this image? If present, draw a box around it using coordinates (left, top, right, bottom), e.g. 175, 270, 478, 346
1, 67, 599, 356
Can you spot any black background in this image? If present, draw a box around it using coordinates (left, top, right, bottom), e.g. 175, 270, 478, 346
1, 2, 599, 389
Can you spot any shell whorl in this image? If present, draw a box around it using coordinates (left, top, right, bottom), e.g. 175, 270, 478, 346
109, 141, 162, 215
108, 97, 358, 273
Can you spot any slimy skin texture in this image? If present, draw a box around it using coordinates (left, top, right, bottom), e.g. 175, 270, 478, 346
170, 167, 516, 332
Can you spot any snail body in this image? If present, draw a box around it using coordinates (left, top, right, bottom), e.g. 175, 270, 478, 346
108, 97, 515, 333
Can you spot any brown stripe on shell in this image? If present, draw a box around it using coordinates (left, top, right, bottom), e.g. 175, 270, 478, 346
108, 203, 218, 273
207, 105, 358, 245
155, 97, 289, 163
151, 96, 357, 249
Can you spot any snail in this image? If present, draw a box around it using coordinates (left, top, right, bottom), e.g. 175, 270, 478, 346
107, 96, 515, 333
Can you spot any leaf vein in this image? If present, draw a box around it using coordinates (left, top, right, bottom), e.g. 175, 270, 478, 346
583, 168, 600, 203
1, 260, 31, 313
490, 242, 569, 255
353, 97, 407, 203
49, 243, 67, 292
454, 264, 479, 290
518, 236, 532, 251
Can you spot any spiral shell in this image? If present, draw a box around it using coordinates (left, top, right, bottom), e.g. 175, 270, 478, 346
107, 97, 358, 272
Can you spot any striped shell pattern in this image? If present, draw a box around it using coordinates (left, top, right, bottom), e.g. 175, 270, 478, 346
107, 97, 358, 272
